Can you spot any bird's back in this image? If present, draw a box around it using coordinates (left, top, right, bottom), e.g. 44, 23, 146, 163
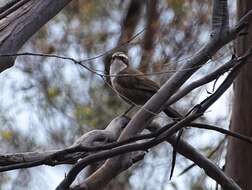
113, 67, 159, 105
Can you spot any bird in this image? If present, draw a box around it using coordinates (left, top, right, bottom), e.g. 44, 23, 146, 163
109, 52, 179, 118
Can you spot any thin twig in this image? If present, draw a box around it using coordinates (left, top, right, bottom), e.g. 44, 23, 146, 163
166, 56, 237, 106
178, 137, 226, 177
190, 123, 252, 144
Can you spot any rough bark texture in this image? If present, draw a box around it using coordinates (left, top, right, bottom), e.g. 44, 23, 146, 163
225, 1, 252, 189
0, 0, 72, 73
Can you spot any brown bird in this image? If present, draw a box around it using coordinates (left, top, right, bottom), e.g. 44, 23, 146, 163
110, 52, 179, 118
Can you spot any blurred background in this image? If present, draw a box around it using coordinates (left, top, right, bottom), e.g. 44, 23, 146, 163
0, 0, 236, 189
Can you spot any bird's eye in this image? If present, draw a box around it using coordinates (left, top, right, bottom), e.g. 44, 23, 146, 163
121, 57, 128, 65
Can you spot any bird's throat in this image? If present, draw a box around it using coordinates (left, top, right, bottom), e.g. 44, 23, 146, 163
110, 60, 127, 76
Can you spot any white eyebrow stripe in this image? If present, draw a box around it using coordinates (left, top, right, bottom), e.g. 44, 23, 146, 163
112, 52, 129, 60
117, 55, 128, 59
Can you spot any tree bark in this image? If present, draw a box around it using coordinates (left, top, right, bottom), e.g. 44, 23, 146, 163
225, 1, 252, 189
0, 0, 72, 73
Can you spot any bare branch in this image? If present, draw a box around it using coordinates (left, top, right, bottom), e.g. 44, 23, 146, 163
200, 48, 252, 111
2, 113, 252, 173
73, 120, 243, 190
0, 27, 146, 77
81, 47, 252, 190
0, 0, 31, 19
148, 126, 240, 190
57, 116, 198, 190
0, 0, 72, 72
104, 0, 144, 83
190, 123, 252, 144
166, 48, 252, 106
178, 137, 226, 177
61, 108, 212, 188
115, 7, 252, 148
0, 116, 129, 171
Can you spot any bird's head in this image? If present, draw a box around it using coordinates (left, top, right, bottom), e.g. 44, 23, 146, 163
111, 52, 129, 65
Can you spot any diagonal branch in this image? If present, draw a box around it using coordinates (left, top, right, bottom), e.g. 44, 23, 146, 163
76, 47, 252, 190
64, 75, 238, 190
200, 48, 252, 111
0, 0, 72, 72
2, 116, 252, 173
166, 56, 236, 106
0, 115, 129, 171
166, 48, 252, 106
178, 137, 226, 177
67, 104, 243, 190
115, 5, 252, 148
190, 123, 252, 144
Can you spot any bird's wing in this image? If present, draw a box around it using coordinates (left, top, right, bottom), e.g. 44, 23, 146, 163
115, 67, 159, 93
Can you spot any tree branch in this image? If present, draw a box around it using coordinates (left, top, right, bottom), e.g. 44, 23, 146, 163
0, 115, 130, 171
0, 0, 72, 72
166, 56, 236, 106
71, 117, 244, 190
76, 46, 252, 190
62, 92, 227, 189
115, 3, 251, 148
190, 123, 252, 144
87, 6, 252, 190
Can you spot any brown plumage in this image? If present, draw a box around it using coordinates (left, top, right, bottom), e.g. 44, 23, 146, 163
113, 67, 159, 105
110, 52, 179, 118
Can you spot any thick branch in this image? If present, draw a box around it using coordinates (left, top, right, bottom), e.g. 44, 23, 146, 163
2, 116, 252, 172
98, 10, 252, 187
0, 0, 72, 72
66, 71, 246, 189
116, 7, 251, 147
149, 125, 241, 190
166, 48, 252, 106
166, 56, 236, 105
72, 120, 244, 190
0, 116, 129, 171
